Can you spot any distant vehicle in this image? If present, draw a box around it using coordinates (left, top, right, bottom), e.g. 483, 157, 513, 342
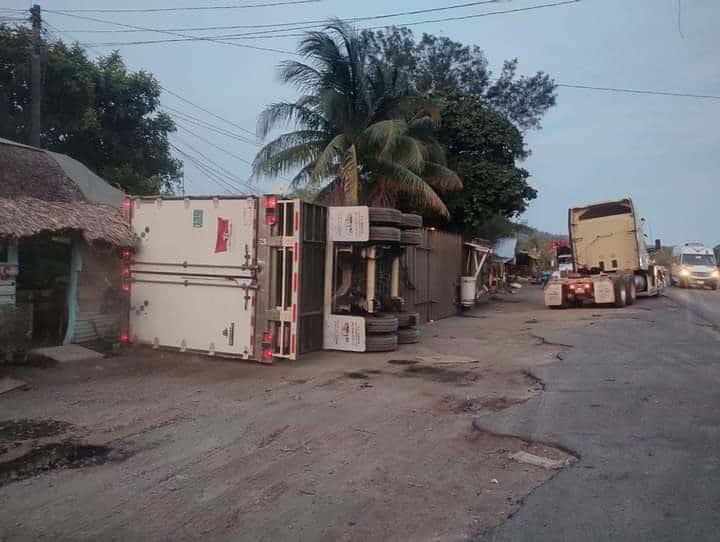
670, 242, 719, 289
557, 252, 574, 274
544, 198, 663, 308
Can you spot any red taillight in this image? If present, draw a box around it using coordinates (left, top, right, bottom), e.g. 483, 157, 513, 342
122, 266, 130, 276
119, 333, 129, 343
265, 195, 278, 209
266, 213, 277, 225
569, 284, 575, 290
262, 347, 273, 361
262, 331, 273, 344
121, 249, 132, 260
265, 195, 278, 225
121, 283, 130, 292
122, 197, 132, 209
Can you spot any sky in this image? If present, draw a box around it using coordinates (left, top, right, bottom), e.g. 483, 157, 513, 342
6, 0, 720, 246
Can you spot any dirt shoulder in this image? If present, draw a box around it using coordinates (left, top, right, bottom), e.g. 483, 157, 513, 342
1, 286, 582, 541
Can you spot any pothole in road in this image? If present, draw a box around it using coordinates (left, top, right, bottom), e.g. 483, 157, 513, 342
402, 364, 479, 385
0, 419, 74, 442
387, 359, 420, 365
0, 441, 130, 487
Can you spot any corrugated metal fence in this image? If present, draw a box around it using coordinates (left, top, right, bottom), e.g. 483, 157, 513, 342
401, 229, 464, 323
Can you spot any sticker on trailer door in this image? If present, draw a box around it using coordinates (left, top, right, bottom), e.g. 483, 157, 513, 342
215, 217, 230, 253
324, 314, 366, 352
328, 207, 369, 242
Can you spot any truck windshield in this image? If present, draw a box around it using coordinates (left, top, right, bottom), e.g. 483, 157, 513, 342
682, 254, 717, 266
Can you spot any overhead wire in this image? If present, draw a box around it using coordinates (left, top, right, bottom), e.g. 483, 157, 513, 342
44, 8, 297, 55
50, 0, 322, 14
556, 83, 720, 100
51, 1, 507, 33
173, 133, 257, 192
52, 1, 581, 49
170, 142, 251, 194
163, 105, 261, 146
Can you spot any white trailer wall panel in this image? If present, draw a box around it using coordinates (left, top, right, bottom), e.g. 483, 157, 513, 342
129, 197, 259, 358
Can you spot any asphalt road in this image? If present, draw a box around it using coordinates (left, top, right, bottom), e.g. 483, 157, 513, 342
477, 286, 720, 542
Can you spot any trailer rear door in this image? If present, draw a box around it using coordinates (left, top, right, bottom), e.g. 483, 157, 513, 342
129, 197, 259, 358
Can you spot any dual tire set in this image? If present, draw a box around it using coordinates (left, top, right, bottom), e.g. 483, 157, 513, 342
368, 208, 423, 246
364, 312, 421, 352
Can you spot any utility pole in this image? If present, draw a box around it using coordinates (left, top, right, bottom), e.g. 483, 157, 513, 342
29, 4, 42, 148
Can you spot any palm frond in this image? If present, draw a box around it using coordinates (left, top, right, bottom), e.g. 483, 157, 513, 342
374, 161, 449, 216
257, 102, 329, 138
312, 132, 347, 180
253, 138, 325, 180
422, 162, 463, 192
278, 60, 322, 91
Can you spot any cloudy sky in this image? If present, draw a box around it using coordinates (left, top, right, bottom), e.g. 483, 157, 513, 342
10, 0, 720, 246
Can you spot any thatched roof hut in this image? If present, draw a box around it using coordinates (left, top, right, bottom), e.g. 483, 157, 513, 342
0, 138, 134, 247
0, 197, 135, 247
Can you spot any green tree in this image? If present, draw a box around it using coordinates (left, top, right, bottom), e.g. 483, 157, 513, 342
252, 21, 461, 216
0, 25, 182, 194
432, 90, 536, 235
362, 27, 557, 131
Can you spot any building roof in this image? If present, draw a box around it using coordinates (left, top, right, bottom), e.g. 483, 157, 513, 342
0, 197, 135, 248
0, 137, 123, 205
0, 138, 132, 246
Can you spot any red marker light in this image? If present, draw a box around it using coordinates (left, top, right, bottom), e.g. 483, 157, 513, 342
121, 249, 131, 260
119, 333, 129, 343
122, 266, 130, 276
266, 213, 277, 225
262, 331, 273, 344
262, 347, 273, 360
122, 198, 132, 209
121, 283, 130, 292
265, 195, 278, 209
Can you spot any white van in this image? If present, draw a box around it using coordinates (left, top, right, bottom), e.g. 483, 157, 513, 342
670, 242, 719, 289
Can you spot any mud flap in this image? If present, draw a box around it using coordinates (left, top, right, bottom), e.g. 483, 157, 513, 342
593, 278, 615, 304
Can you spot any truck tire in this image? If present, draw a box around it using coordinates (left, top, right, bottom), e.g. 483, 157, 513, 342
368, 207, 402, 226
712, 282, 718, 291
365, 333, 398, 352
627, 276, 637, 305
397, 326, 420, 344
400, 229, 423, 246
393, 311, 419, 328
400, 213, 423, 229
613, 277, 628, 308
365, 314, 399, 334
369, 226, 401, 243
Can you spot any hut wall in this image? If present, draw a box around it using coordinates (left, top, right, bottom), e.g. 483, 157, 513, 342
72, 244, 123, 343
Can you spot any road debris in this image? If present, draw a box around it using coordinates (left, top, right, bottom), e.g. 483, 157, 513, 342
509, 451, 573, 470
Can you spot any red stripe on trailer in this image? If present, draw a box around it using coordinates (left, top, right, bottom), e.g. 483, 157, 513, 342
294, 210, 299, 232
293, 272, 298, 293
290, 334, 296, 354
294, 242, 298, 262
292, 304, 297, 322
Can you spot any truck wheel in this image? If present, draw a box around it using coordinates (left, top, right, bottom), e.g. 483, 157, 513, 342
627, 276, 637, 305
368, 207, 402, 226
365, 332, 398, 352
712, 282, 718, 291
365, 314, 399, 334
400, 213, 423, 229
397, 326, 420, 344
400, 229, 423, 246
614, 278, 627, 308
368, 226, 401, 243
393, 311, 419, 328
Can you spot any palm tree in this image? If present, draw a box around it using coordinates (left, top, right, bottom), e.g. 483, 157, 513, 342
252, 21, 461, 216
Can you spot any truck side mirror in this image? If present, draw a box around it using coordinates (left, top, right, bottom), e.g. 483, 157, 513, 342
655, 239, 662, 251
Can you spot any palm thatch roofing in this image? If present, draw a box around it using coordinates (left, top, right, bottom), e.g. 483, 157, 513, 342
0, 197, 135, 248
0, 138, 133, 247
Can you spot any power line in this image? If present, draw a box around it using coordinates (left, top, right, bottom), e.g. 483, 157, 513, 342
170, 142, 250, 194
64, 1, 582, 48
160, 86, 258, 138
175, 122, 256, 167
50, 1, 321, 14
163, 105, 260, 146
44, 9, 297, 55
557, 83, 720, 100
174, 134, 257, 191
50, 1, 507, 33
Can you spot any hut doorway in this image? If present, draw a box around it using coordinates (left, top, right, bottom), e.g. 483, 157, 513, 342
16, 234, 73, 346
